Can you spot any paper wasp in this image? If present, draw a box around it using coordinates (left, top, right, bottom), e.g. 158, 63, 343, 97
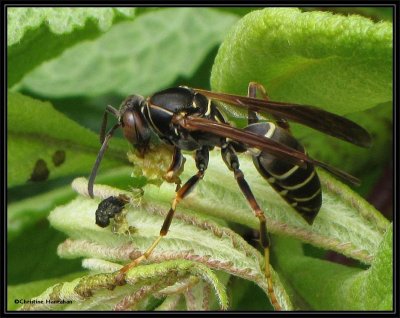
88, 82, 371, 310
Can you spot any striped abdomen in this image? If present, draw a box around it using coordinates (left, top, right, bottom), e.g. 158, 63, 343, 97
246, 122, 322, 224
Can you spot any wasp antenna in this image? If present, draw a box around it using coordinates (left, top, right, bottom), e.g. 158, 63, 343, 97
99, 111, 108, 145
88, 123, 121, 198
106, 105, 120, 117
100, 106, 120, 144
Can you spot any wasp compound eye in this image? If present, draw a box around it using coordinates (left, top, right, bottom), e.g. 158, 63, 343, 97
121, 110, 150, 147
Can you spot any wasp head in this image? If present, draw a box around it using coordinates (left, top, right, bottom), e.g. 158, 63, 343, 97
118, 95, 151, 155
88, 95, 151, 198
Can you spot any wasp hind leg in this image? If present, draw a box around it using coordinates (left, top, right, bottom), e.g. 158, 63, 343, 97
247, 81, 290, 131
115, 146, 209, 283
221, 142, 282, 311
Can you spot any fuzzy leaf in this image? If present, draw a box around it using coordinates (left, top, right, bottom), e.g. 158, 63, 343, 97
8, 272, 86, 310
46, 138, 388, 309
209, 7, 392, 201
273, 224, 392, 310
18, 8, 238, 98
47, 178, 292, 310
142, 150, 389, 264
18, 261, 227, 310
293, 102, 392, 175
7, 92, 128, 187
211, 8, 392, 115
302, 7, 393, 22
8, 8, 136, 87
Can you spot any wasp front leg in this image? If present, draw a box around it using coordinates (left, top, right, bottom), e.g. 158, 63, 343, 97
247, 82, 290, 132
221, 142, 282, 311
163, 147, 186, 190
116, 146, 209, 283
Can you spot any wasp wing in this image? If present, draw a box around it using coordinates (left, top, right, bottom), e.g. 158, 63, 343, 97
194, 89, 372, 148
181, 116, 360, 185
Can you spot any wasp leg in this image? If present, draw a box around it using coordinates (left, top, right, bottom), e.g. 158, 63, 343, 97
221, 142, 281, 311
247, 81, 262, 125
116, 146, 209, 283
247, 81, 290, 131
164, 147, 186, 190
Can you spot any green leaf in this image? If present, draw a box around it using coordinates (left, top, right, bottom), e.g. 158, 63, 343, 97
301, 7, 393, 22
356, 224, 393, 309
141, 150, 388, 264
8, 7, 392, 311
8, 8, 136, 87
8, 220, 83, 286
18, 260, 228, 311
47, 178, 292, 310
7, 91, 128, 187
215, 7, 262, 16
8, 167, 135, 241
211, 8, 392, 114
8, 272, 86, 310
18, 8, 238, 98
8, 186, 76, 241
294, 102, 392, 175
209, 8, 393, 192
273, 224, 392, 310
229, 277, 273, 310
44, 141, 388, 310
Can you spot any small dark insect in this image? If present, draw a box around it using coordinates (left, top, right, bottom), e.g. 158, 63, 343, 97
52, 150, 66, 167
95, 195, 129, 227
29, 159, 50, 182
88, 82, 371, 310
